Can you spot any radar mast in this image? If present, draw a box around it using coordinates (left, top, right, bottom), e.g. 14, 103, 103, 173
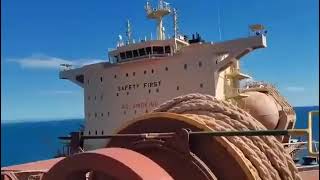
145, 0, 171, 40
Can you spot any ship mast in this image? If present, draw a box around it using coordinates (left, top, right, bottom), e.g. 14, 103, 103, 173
126, 19, 132, 44
145, 0, 171, 40
173, 8, 178, 38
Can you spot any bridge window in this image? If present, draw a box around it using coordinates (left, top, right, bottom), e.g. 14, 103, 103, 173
146, 47, 152, 55
120, 52, 126, 60
153, 46, 164, 54
76, 75, 84, 84
133, 50, 139, 57
165, 46, 171, 54
126, 51, 133, 59
110, 55, 119, 63
139, 48, 146, 56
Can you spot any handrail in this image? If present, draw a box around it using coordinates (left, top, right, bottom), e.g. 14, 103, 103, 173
59, 111, 319, 157
286, 110, 319, 157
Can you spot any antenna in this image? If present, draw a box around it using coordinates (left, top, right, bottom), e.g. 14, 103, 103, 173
126, 19, 132, 44
173, 8, 178, 38
217, 0, 222, 41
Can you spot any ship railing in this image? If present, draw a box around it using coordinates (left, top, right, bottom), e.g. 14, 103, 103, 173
284, 141, 319, 162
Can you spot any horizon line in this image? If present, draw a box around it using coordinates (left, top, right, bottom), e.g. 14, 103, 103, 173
1, 105, 319, 124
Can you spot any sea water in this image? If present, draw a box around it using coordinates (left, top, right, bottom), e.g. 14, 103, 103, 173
1, 106, 319, 167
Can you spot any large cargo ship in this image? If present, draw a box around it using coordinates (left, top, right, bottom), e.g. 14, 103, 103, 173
2, 1, 319, 179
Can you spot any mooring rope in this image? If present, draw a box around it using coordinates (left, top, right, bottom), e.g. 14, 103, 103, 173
153, 93, 301, 180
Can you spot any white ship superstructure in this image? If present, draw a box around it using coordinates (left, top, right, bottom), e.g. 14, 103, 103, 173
59, 0, 269, 150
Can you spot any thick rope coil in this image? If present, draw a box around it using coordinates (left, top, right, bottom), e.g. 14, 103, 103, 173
153, 93, 301, 180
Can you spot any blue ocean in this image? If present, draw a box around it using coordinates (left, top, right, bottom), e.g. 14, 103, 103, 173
1, 106, 319, 167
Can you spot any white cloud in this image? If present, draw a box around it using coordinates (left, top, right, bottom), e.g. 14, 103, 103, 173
285, 86, 305, 92
7, 54, 105, 69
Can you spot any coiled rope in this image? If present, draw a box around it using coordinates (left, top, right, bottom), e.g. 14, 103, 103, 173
153, 93, 301, 180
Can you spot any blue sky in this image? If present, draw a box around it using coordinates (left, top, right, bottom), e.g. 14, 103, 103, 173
1, 0, 319, 121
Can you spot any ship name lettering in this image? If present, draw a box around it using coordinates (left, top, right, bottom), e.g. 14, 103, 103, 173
143, 80, 161, 88
118, 83, 140, 91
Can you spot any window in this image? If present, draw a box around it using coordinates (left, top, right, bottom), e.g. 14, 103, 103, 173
134, 110, 137, 114
153, 46, 164, 54
156, 88, 159, 93
146, 47, 152, 55
177, 86, 180, 90
139, 48, 146, 56
184, 64, 187, 70
94, 96, 97, 100
144, 70, 147, 74
100, 77, 103, 82
133, 50, 139, 57
88, 113, 91, 117
200, 83, 203, 88
95, 130, 97, 135
151, 69, 154, 74
116, 93, 119, 96
101, 131, 104, 135
101, 113, 103, 117
199, 61, 202, 67
87, 80, 89, 84
88, 131, 91, 135
126, 73, 129, 77
126, 51, 133, 59
88, 96, 91, 100
100, 95, 103, 100
108, 112, 110, 116
148, 89, 151, 94
114, 55, 119, 62
110, 55, 119, 63
127, 92, 129, 95
120, 52, 126, 60
76, 75, 84, 83
114, 74, 117, 79
165, 46, 171, 54
95, 113, 97, 118
133, 72, 136, 76
165, 67, 168, 71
